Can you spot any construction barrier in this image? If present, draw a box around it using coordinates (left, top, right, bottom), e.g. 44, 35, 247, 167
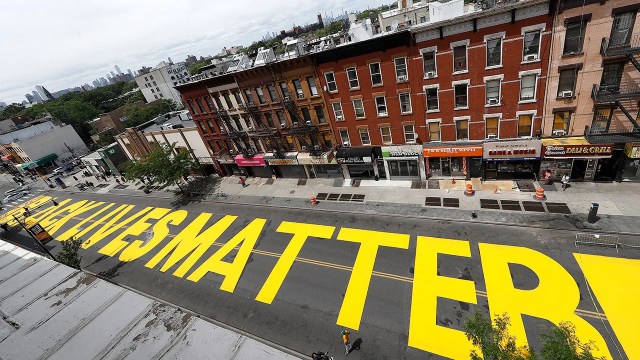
464, 183, 475, 196
310, 196, 318, 205
534, 187, 546, 200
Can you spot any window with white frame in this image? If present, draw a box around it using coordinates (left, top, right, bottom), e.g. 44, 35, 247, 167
523, 30, 542, 61
399, 92, 412, 113
453, 45, 467, 72
557, 68, 578, 97
375, 96, 387, 116
422, 49, 436, 77
339, 129, 351, 146
369, 63, 382, 86
394, 57, 408, 81
346, 67, 359, 89
486, 37, 502, 67
518, 114, 533, 137
485, 117, 499, 138
380, 126, 392, 144
454, 83, 468, 108
426, 87, 439, 111
456, 119, 469, 140
403, 124, 416, 143
520, 74, 537, 101
485, 79, 501, 105
332, 102, 344, 120
292, 79, 304, 98
325, 72, 337, 92
428, 122, 440, 142
267, 84, 278, 101
352, 99, 365, 118
306, 76, 318, 96
359, 128, 371, 145
279, 82, 291, 98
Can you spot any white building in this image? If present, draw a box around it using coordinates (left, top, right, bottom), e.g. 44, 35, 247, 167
134, 61, 191, 105
378, 0, 431, 33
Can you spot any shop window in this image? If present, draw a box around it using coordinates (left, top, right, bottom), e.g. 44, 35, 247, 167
292, 79, 304, 98
324, 72, 337, 92
520, 74, 537, 101
456, 119, 468, 140
564, 19, 587, 54
346, 67, 359, 89
453, 45, 467, 72
375, 96, 387, 116
557, 69, 577, 97
233, 91, 243, 107
422, 50, 436, 77
369, 63, 382, 86
306, 76, 318, 96
610, 11, 636, 47
428, 122, 440, 142
339, 130, 351, 146
267, 84, 278, 101
223, 93, 233, 109
404, 124, 416, 143
279, 82, 291, 99
399, 92, 412, 113
380, 126, 392, 144
518, 114, 533, 137
352, 99, 365, 118
553, 111, 571, 134
485, 117, 499, 139
454, 83, 468, 108
486, 37, 502, 67
359, 128, 371, 145
394, 57, 408, 81
255, 87, 267, 104
332, 102, 344, 121
485, 79, 501, 105
523, 30, 541, 61
426, 87, 439, 111
314, 106, 326, 124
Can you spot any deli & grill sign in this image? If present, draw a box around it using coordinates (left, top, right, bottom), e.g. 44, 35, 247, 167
543, 144, 612, 158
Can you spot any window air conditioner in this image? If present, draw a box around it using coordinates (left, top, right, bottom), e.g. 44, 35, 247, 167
552, 129, 566, 136
488, 97, 499, 105
247, 126, 254, 131
397, 75, 408, 82
487, 134, 497, 139
280, 123, 287, 128
336, 115, 344, 121
301, 146, 308, 151
293, 121, 299, 126
220, 129, 225, 133
524, 54, 538, 61
306, 120, 312, 125
426, 71, 436, 78
560, 90, 573, 98
343, 142, 350, 147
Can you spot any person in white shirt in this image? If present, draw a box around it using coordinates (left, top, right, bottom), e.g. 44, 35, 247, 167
561, 174, 570, 191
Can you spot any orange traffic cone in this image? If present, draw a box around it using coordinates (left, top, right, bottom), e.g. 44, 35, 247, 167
310, 196, 318, 205
451, 177, 456, 184
465, 183, 475, 196
534, 187, 545, 200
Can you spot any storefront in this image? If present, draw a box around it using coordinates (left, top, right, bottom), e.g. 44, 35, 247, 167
297, 151, 342, 179
422, 143, 483, 179
622, 142, 640, 180
336, 147, 383, 179
234, 154, 273, 178
540, 137, 613, 181
265, 152, 307, 178
483, 140, 541, 180
381, 145, 424, 180
216, 155, 240, 176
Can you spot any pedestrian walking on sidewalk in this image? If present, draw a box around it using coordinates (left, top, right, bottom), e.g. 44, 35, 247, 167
239, 177, 247, 188
342, 330, 351, 355
561, 174, 570, 191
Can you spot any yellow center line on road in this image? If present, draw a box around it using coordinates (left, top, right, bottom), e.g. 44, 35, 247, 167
52, 214, 607, 322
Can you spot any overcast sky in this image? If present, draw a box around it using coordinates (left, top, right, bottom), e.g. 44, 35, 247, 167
0, 0, 382, 104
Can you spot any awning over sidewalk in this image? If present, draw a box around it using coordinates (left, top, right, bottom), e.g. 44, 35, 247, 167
542, 137, 613, 159
34, 153, 58, 166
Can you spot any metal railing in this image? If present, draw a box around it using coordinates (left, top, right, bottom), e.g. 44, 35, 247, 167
601, 34, 640, 57
592, 83, 640, 102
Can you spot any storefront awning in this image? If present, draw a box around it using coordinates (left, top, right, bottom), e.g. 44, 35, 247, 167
541, 136, 590, 146
542, 137, 613, 159
297, 151, 337, 165
34, 153, 58, 166
336, 147, 374, 164
234, 154, 266, 167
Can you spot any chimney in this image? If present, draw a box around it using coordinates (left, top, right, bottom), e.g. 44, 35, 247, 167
398, 0, 408, 9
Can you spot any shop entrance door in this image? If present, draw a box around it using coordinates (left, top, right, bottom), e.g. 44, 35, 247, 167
441, 157, 451, 177
571, 160, 587, 180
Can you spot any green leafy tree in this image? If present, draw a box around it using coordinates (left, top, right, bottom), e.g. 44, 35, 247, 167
96, 129, 118, 147
0, 103, 25, 120
124, 143, 196, 191
465, 311, 534, 360
540, 322, 605, 360
187, 59, 211, 75
57, 237, 82, 269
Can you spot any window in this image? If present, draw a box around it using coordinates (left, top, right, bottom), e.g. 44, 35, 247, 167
420, 16, 426, 23
306, 76, 318, 96
557, 68, 578, 97
151, 88, 155, 93
195, 98, 206, 113
232, 115, 243, 131
518, 114, 533, 137
399, 92, 412, 113
428, 122, 440, 142
324, 72, 337, 92
352, 99, 365, 118
394, 58, 408, 81
223, 93, 233, 108
339, 129, 351, 146
267, 84, 278, 101
422, 50, 436, 77
485, 79, 501, 105
255, 87, 266, 104
301, 107, 312, 123
216, 140, 224, 152
403, 124, 416, 143
486, 37, 502, 67
187, 100, 197, 114
292, 79, 304, 98
375, 96, 387, 116
233, 92, 243, 107
264, 112, 275, 127
214, 96, 223, 109
610, 11, 636, 47
204, 96, 214, 111
152, 81, 156, 86
369, 63, 382, 85
332, 102, 344, 120
454, 83, 468, 108
217, 120, 225, 132
279, 82, 291, 98
523, 30, 541, 60
276, 111, 287, 126
206, 120, 216, 133
456, 119, 469, 140
380, 126, 392, 144
314, 106, 326, 123
553, 111, 571, 133
453, 45, 467, 72
346, 67, 359, 89
600, 62, 624, 93
564, 20, 586, 54
485, 117, 499, 138
520, 74, 537, 101
426, 87, 439, 111
359, 128, 371, 145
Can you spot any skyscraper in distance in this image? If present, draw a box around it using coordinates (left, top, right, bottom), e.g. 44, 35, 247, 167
115, 64, 122, 75
35, 85, 54, 101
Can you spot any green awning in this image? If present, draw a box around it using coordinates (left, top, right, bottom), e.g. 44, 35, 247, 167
34, 153, 58, 166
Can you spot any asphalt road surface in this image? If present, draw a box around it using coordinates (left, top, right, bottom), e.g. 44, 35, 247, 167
1, 186, 637, 360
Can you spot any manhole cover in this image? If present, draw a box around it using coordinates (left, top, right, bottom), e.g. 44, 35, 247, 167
289, 190, 295, 194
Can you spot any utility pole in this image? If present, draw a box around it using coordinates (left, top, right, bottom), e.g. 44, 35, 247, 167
13, 214, 56, 261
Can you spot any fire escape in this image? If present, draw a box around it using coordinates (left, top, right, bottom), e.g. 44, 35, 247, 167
212, 108, 256, 158
243, 101, 287, 158
587, 33, 640, 143
283, 97, 325, 156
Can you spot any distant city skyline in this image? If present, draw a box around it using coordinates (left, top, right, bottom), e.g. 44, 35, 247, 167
0, 0, 376, 104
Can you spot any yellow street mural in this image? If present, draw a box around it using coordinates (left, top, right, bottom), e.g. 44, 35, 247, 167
24, 198, 638, 359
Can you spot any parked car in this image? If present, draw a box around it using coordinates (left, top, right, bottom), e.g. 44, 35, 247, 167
52, 167, 66, 176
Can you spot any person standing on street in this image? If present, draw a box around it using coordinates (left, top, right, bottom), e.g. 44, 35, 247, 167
342, 329, 351, 355
239, 177, 247, 188
561, 174, 570, 191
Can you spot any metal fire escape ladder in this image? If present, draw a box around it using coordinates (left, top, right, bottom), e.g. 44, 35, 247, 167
215, 109, 255, 158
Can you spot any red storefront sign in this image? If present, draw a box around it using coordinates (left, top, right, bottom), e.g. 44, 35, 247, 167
423, 145, 483, 157
234, 154, 266, 166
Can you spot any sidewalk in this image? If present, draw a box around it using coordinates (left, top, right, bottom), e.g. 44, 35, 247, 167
0, 240, 303, 359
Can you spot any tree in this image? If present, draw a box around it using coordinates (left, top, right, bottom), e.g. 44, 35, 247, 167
465, 311, 533, 360
57, 237, 82, 269
540, 322, 605, 360
96, 128, 118, 147
124, 143, 197, 192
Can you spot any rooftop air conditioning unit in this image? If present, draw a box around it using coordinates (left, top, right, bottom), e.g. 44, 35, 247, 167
524, 54, 538, 61
488, 97, 499, 105
397, 75, 408, 82
553, 129, 566, 136
487, 134, 497, 139
560, 90, 573, 98
306, 120, 312, 125
426, 71, 436, 78
293, 121, 299, 127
